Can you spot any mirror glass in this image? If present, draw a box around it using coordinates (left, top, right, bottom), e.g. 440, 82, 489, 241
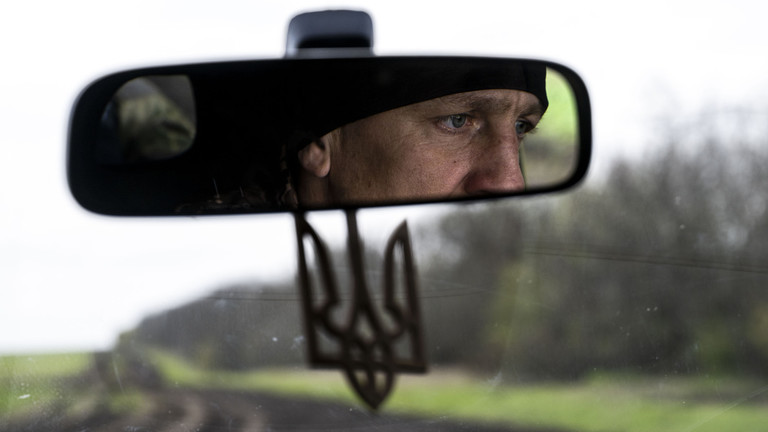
69, 58, 590, 215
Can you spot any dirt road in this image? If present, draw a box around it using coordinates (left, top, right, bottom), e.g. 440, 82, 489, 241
7, 388, 566, 431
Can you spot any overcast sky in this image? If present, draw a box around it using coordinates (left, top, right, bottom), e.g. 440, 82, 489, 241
2, 0, 767, 354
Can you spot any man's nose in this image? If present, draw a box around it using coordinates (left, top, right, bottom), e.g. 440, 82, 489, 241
462, 128, 525, 195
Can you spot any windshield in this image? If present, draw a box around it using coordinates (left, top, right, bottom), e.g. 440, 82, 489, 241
3, 1, 768, 431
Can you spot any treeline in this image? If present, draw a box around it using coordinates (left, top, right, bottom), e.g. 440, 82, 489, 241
423, 127, 768, 379
125, 282, 306, 369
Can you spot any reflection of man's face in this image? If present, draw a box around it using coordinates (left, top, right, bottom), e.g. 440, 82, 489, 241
297, 89, 544, 206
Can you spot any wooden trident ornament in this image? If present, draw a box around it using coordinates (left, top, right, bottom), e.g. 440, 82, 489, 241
294, 210, 427, 409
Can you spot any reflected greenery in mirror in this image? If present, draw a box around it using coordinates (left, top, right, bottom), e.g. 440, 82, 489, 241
521, 68, 578, 188
100, 75, 196, 163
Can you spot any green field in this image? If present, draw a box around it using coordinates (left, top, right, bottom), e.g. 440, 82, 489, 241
150, 349, 768, 432
4, 350, 768, 431
0, 352, 92, 415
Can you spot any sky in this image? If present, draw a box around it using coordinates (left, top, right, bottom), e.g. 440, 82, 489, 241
2, 0, 768, 354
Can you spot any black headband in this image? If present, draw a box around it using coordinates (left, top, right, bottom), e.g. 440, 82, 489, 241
192, 57, 547, 150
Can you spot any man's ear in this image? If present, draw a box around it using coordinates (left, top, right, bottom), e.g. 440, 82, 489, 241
298, 139, 331, 178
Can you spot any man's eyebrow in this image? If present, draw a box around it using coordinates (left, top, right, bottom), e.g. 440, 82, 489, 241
427, 91, 545, 117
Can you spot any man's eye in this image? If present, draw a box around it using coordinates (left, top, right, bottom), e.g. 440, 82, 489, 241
439, 114, 469, 129
515, 120, 534, 137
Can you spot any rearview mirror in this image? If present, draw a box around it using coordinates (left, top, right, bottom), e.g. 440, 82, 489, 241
68, 57, 591, 215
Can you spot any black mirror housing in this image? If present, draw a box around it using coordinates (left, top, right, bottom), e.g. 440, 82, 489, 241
68, 56, 591, 215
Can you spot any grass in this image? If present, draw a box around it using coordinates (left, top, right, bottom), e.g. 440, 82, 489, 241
0, 352, 92, 416
1, 351, 152, 428
148, 349, 768, 432
0, 352, 91, 379
150, 348, 358, 402
388, 373, 768, 432
5, 350, 767, 431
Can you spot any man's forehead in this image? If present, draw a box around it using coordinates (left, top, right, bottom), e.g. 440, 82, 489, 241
415, 89, 545, 116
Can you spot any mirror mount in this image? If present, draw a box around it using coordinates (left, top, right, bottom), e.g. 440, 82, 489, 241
285, 10, 374, 58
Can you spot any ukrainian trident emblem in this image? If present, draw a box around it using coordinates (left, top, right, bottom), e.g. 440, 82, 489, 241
294, 210, 427, 409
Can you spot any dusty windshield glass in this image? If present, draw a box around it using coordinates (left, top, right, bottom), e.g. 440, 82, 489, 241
4, 2, 768, 432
